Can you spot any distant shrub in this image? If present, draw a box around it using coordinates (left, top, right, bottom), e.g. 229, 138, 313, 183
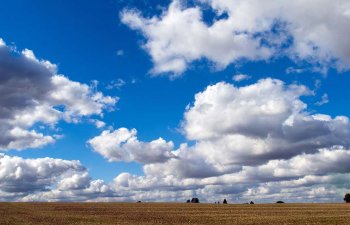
223, 199, 228, 204
186, 199, 191, 203
250, 201, 254, 204
344, 193, 350, 203
191, 198, 200, 203
276, 201, 285, 204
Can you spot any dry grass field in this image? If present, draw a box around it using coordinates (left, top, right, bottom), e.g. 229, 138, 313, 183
0, 202, 349, 225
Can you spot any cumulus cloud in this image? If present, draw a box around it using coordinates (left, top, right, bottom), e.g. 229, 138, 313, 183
241, 147, 350, 181
187, 80, 347, 178
3, 76, 350, 203
121, 0, 350, 76
86, 78, 350, 203
3, 150, 350, 202
0, 154, 119, 202
88, 128, 176, 164
50, 75, 117, 122
0, 39, 118, 150
110, 147, 350, 203
0, 154, 85, 193
181, 79, 349, 167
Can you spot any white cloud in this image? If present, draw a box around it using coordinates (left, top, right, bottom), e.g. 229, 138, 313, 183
93, 119, 106, 128
2, 148, 350, 202
5, 128, 55, 150
0, 39, 118, 150
80, 78, 350, 203
0, 154, 85, 193
232, 74, 251, 82
121, 0, 272, 76
285, 67, 305, 74
2, 73, 350, 202
177, 79, 350, 172
87, 128, 176, 164
315, 93, 329, 106
137, 79, 350, 201
50, 75, 117, 121
106, 78, 126, 90
121, 0, 350, 76
109, 147, 350, 203
0, 154, 118, 202
57, 172, 91, 191
183, 78, 310, 141
242, 147, 350, 180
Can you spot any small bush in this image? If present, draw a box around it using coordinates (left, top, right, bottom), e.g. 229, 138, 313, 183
191, 198, 200, 203
344, 193, 350, 203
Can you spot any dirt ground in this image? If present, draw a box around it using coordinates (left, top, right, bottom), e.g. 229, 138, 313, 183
1, 202, 349, 225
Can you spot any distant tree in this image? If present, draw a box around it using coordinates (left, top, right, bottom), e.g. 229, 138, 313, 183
223, 199, 228, 204
276, 201, 285, 204
250, 201, 254, 204
191, 198, 200, 203
186, 199, 191, 203
344, 193, 350, 203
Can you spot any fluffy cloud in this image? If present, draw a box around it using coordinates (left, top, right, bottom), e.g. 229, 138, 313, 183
121, 0, 350, 76
88, 128, 176, 164
50, 75, 116, 121
86, 78, 350, 203
181, 79, 350, 168
239, 147, 350, 183
0, 154, 85, 193
3, 77, 350, 202
0, 39, 118, 150
110, 147, 350, 203
184, 78, 310, 140
0, 154, 117, 202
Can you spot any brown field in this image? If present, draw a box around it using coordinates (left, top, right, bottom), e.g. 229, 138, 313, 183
0, 202, 350, 225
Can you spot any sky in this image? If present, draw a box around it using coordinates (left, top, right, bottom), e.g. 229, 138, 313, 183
0, 0, 350, 203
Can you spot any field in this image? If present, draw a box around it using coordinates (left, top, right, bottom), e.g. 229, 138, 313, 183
1, 202, 350, 225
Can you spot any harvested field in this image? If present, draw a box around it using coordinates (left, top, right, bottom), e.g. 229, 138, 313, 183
0, 202, 349, 225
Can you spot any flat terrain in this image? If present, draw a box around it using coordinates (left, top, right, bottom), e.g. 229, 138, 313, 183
0, 202, 349, 225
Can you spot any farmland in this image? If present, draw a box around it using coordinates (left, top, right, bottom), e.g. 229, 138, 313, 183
0, 202, 349, 225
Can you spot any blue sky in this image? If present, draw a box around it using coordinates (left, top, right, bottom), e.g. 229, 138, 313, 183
1, 0, 350, 202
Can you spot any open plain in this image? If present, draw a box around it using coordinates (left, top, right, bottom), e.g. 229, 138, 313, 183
0, 202, 349, 225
